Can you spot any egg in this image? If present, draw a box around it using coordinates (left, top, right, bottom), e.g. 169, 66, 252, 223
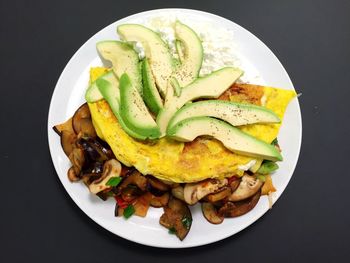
88, 68, 296, 183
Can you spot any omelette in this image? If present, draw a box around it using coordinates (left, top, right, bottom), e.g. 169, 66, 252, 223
88, 67, 296, 183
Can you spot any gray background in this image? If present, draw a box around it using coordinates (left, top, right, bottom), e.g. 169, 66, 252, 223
1, 0, 349, 262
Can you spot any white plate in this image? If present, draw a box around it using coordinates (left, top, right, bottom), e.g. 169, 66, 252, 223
48, 8, 302, 248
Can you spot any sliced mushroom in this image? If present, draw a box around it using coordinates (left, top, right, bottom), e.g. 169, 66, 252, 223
184, 179, 228, 205
228, 176, 241, 192
121, 185, 141, 203
219, 190, 261, 217
229, 174, 263, 202
61, 130, 77, 157
79, 118, 97, 138
88, 159, 122, 194
148, 176, 170, 192
77, 137, 113, 163
119, 171, 148, 191
204, 187, 231, 203
67, 166, 80, 182
150, 192, 170, 207
53, 117, 74, 135
72, 103, 91, 134
68, 147, 85, 175
202, 202, 224, 224
159, 198, 192, 241
171, 186, 185, 201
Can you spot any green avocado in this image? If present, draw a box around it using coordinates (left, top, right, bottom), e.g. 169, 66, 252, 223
85, 71, 119, 103
141, 59, 163, 115
167, 100, 280, 131
157, 67, 243, 135
117, 24, 174, 98
96, 77, 147, 140
167, 117, 283, 162
119, 73, 161, 139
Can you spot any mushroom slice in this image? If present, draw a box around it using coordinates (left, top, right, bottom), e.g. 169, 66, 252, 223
77, 137, 113, 162
229, 175, 263, 202
88, 159, 122, 194
148, 176, 170, 192
72, 103, 91, 134
204, 187, 231, 203
68, 147, 85, 175
119, 171, 148, 191
184, 179, 228, 205
79, 118, 97, 138
121, 185, 141, 203
202, 202, 224, 224
219, 190, 261, 217
171, 186, 185, 201
67, 166, 80, 182
53, 117, 74, 135
61, 130, 77, 157
160, 198, 192, 241
150, 192, 170, 207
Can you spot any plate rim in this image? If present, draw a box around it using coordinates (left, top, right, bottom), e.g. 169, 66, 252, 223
47, 8, 302, 248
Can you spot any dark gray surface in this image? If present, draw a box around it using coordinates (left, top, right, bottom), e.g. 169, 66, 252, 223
1, 0, 349, 262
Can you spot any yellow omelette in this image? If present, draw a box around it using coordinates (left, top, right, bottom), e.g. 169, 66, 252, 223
88, 67, 296, 183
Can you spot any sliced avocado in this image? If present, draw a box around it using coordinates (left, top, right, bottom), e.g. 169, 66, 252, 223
157, 67, 243, 135
167, 117, 282, 162
96, 41, 142, 95
167, 100, 280, 131
169, 77, 181, 97
257, 161, 279, 174
119, 73, 161, 139
141, 59, 163, 115
173, 21, 203, 87
175, 40, 185, 63
96, 77, 147, 140
85, 71, 119, 103
117, 24, 174, 97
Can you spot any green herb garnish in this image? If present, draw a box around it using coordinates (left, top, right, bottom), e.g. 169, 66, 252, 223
271, 138, 279, 146
181, 216, 192, 230
106, 177, 122, 187
123, 204, 135, 219
168, 227, 177, 234
257, 161, 279, 175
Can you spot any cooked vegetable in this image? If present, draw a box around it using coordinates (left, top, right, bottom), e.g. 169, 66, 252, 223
78, 118, 97, 138
67, 166, 80, 182
184, 179, 228, 205
204, 187, 231, 203
106, 176, 122, 187
171, 186, 185, 201
72, 103, 91, 134
77, 137, 113, 162
68, 148, 85, 175
53, 117, 74, 135
202, 202, 224, 224
88, 159, 122, 194
257, 161, 279, 174
121, 185, 141, 202
133, 192, 152, 217
119, 171, 148, 191
148, 176, 169, 192
229, 175, 263, 202
61, 130, 77, 157
150, 192, 170, 207
219, 190, 261, 217
123, 204, 135, 219
160, 198, 192, 240
261, 175, 276, 195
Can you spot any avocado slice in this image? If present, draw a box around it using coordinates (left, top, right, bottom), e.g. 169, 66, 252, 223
141, 59, 163, 115
96, 77, 147, 140
167, 100, 280, 131
157, 67, 243, 135
119, 73, 161, 139
167, 117, 282, 162
117, 24, 174, 98
96, 41, 142, 95
85, 71, 118, 103
173, 21, 203, 87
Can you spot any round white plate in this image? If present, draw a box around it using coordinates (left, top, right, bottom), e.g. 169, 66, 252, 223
48, 8, 302, 248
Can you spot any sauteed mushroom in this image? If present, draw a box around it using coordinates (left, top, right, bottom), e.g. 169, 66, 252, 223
171, 186, 185, 201
184, 179, 228, 205
202, 202, 224, 224
72, 103, 91, 134
204, 187, 231, 203
53, 117, 74, 135
89, 159, 122, 194
119, 171, 148, 191
61, 130, 77, 157
229, 174, 263, 202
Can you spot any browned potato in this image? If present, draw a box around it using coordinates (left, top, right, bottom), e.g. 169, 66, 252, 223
72, 103, 91, 134
61, 130, 77, 157
53, 117, 74, 135
150, 192, 170, 207
202, 202, 224, 224
204, 187, 231, 203
219, 190, 261, 217
160, 198, 192, 241
133, 192, 152, 217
